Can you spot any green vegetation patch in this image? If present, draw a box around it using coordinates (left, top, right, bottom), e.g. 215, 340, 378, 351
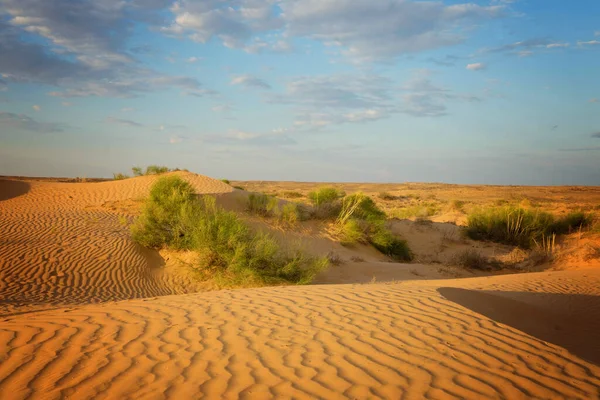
131, 176, 328, 285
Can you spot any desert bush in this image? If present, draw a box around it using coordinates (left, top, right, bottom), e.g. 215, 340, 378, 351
378, 191, 395, 200
452, 249, 496, 270
233, 186, 245, 190
282, 191, 304, 199
308, 187, 345, 207
145, 165, 170, 175
221, 179, 231, 185
113, 172, 129, 180
368, 222, 413, 261
132, 166, 143, 177
131, 177, 327, 285
389, 204, 439, 219
247, 193, 279, 216
466, 206, 594, 248
278, 203, 300, 226
451, 200, 466, 212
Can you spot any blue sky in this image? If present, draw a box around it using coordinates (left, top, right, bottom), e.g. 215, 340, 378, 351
1, 0, 599, 184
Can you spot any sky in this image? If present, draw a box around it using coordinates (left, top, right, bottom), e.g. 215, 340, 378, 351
0, 0, 599, 185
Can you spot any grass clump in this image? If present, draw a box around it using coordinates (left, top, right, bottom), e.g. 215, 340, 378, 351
233, 186, 245, 191
378, 191, 395, 201
131, 176, 327, 285
308, 187, 345, 207
113, 172, 129, 180
466, 207, 594, 248
221, 179, 231, 185
336, 193, 412, 261
145, 165, 170, 175
452, 249, 500, 271
282, 191, 304, 199
247, 193, 279, 217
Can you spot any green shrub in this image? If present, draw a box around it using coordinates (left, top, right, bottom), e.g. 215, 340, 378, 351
466, 207, 593, 248
308, 187, 345, 207
389, 204, 439, 219
340, 219, 368, 245
233, 186, 245, 191
247, 193, 279, 216
221, 179, 231, 185
369, 222, 413, 261
282, 191, 304, 199
113, 172, 129, 180
131, 177, 327, 285
132, 166, 143, 177
550, 211, 593, 234
145, 165, 170, 175
278, 203, 300, 226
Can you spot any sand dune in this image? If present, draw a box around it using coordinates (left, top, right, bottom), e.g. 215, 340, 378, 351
0, 269, 599, 399
0, 173, 232, 313
1, 174, 599, 399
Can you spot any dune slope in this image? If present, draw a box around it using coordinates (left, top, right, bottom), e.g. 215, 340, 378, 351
1, 268, 599, 399
0, 173, 233, 313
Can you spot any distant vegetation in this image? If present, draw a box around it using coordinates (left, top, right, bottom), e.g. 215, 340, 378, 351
466, 207, 593, 248
248, 187, 413, 261
221, 179, 231, 185
113, 166, 186, 180
131, 176, 327, 285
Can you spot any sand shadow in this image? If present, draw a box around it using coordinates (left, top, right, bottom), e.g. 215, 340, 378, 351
438, 287, 600, 365
0, 179, 30, 201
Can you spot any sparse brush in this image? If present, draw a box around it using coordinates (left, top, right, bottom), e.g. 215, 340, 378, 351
233, 186, 245, 190
452, 249, 495, 270
378, 191, 395, 200
308, 187, 345, 207
369, 223, 413, 261
467, 206, 594, 248
278, 203, 300, 226
326, 251, 343, 265
221, 179, 231, 185
247, 193, 279, 217
451, 200, 466, 212
132, 166, 143, 177
131, 177, 328, 285
145, 165, 170, 175
531, 233, 556, 264
113, 172, 129, 180
282, 191, 304, 199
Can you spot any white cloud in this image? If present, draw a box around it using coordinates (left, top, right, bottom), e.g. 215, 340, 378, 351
32, 104, 40, 111
466, 63, 486, 71
187, 56, 202, 63
578, 40, 600, 46
281, 0, 504, 62
546, 43, 569, 49
231, 74, 271, 89
211, 104, 233, 112
518, 50, 533, 57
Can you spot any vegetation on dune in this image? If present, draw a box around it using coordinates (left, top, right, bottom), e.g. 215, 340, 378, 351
282, 191, 304, 199
131, 176, 327, 285
336, 193, 412, 261
466, 206, 594, 248
221, 179, 231, 185
113, 172, 129, 180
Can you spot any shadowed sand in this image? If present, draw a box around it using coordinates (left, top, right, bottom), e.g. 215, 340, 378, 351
1, 174, 599, 399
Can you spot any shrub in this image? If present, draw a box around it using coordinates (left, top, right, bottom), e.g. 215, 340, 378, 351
340, 219, 368, 245
221, 179, 231, 185
247, 193, 279, 216
339, 193, 386, 222
131, 177, 328, 285
145, 165, 170, 175
550, 211, 593, 234
369, 223, 413, 261
278, 203, 300, 226
452, 249, 497, 270
113, 172, 129, 180
132, 166, 143, 177
233, 186, 245, 191
378, 192, 395, 200
466, 207, 593, 248
308, 187, 345, 207
282, 191, 303, 199
451, 200, 466, 212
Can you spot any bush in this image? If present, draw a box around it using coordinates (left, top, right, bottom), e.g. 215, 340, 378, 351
278, 203, 300, 226
451, 200, 466, 212
466, 207, 593, 248
233, 186, 245, 191
113, 172, 129, 180
452, 249, 497, 270
145, 165, 170, 175
378, 192, 395, 201
282, 191, 304, 199
131, 177, 328, 285
221, 179, 231, 185
132, 166, 143, 177
308, 187, 345, 207
369, 222, 413, 261
247, 193, 279, 216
